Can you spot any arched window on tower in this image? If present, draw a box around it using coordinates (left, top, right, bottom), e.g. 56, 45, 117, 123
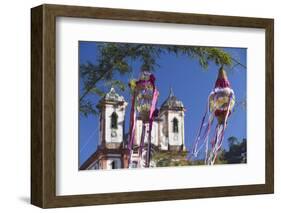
172, 118, 179, 133
111, 112, 118, 129
110, 160, 116, 169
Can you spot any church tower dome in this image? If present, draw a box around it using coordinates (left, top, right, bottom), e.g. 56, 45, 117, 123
160, 88, 184, 111
103, 87, 125, 103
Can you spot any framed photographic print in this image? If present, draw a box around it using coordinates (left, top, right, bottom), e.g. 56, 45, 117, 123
31, 4, 274, 208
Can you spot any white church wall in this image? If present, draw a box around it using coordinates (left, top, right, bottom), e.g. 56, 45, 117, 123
146, 121, 158, 146
135, 120, 158, 146
135, 120, 142, 146
181, 111, 186, 149
104, 104, 126, 144
98, 113, 103, 146
158, 112, 169, 150
167, 110, 184, 146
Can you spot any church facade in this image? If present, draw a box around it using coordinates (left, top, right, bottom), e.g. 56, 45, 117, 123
80, 87, 186, 170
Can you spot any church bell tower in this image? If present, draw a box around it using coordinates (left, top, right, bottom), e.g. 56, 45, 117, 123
159, 88, 185, 151
80, 87, 129, 170
97, 87, 127, 149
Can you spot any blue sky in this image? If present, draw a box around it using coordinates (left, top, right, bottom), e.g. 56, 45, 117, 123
79, 42, 247, 166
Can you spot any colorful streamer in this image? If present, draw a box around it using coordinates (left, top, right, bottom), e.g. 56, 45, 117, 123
128, 70, 159, 168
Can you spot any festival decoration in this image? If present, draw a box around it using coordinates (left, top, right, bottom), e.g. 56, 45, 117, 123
128, 70, 159, 168
191, 66, 235, 165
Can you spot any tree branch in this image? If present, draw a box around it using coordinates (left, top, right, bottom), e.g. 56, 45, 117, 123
231, 57, 247, 69
79, 44, 143, 104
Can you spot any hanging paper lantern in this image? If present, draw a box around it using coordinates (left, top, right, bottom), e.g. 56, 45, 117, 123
190, 66, 236, 165
209, 67, 235, 124
128, 70, 159, 168
130, 71, 156, 122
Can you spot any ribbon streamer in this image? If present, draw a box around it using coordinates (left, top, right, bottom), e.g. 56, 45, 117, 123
190, 66, 235, 165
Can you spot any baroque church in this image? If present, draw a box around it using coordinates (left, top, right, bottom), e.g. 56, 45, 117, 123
80, 87, 186, 170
